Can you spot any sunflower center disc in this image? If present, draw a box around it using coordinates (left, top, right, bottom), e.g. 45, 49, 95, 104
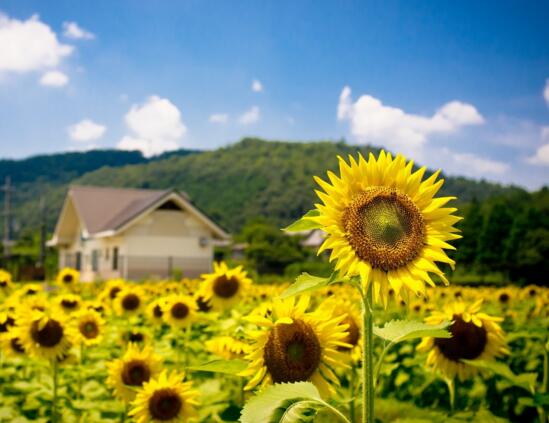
344, 187, 425, 271
339, 316, 360, 350
196, 297, 212, 312
0, 280, 7, 287
31, 319, 64, 347
499, 293, 510, 303
11, 338, 25, 353
263, 319, 321, 383
213, 275, 239, 298
171, 303, 189, 319
61, 300, 78, 309
80, 321, 99, 339
62, 274, 73, 283
0, 317, 14, 333
110, 287, 121, 299
122, 294, 140, 311
153, 305, 163, 318
434, 315, 487, 361
128, 332, 144, 343
149, 389, 183, 421
122, 360, 151, 386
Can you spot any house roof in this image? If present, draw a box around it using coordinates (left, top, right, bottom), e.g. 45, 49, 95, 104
50, 185, 229, 245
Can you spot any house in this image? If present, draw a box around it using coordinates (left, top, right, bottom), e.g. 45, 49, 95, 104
48, 186, 230, 281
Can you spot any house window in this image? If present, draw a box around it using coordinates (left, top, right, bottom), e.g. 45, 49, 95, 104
75, 252, 82, 271
112, 247, 119, 271
92, 250, 99, 272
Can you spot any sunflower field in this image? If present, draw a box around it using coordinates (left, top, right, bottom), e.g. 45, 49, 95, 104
0, 151, 548, 423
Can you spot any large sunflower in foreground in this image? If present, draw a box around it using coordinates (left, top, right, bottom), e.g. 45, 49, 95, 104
56, 267, 80, 289
198, 262, 252, 310
239, 296, 351, 398
310, 151, 461, 303
417, 300, 508, 381
106, 344, 162, 402
129, 370, 199, 423
16, 309, 73, 360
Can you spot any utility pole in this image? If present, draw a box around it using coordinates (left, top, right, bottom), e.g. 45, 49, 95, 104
1, 176, 14, 261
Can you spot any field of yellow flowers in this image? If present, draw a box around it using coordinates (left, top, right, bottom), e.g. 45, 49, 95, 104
0, 151, 547, 423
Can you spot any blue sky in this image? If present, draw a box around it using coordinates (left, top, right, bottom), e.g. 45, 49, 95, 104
0, 1, 548, 189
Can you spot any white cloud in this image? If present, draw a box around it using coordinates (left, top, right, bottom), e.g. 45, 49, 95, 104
39, 70, 68, 87
449, 151, 509, 175
117, 96, 187, 157
238, 106, 260, 125
68, 119, 106, 142
252, 79, 263, 92
544, 79, 549, 107
209, 113, 229, 124
527, 127, 549, 166
337, 86, 484, 157
0, 13, 73, 73
62, 21, 95, 40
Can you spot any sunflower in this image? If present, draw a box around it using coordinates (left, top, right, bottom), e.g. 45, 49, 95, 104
114, 286, 145, 316
102, 279, 126, 303
55, 293, 83, 314
162, 295, 197, 329
129, 370, 199, 423
198, 262, 252, 310
318, 297, 362, 363
495, 288, 513, 307
0, 328, 26, 358
56, 267, 80, 289
147, 298, 167, 325
69, 309, 105, 346
16, 309, 73, 360
0, 311, 16, 335
206, 336, 250, 360
106, 344, 163, 402
417, 300, 508, 381
310, 151, 461, 303
239, 296, 351, 398
0, 269, 13, 294
121, 329, 150, 345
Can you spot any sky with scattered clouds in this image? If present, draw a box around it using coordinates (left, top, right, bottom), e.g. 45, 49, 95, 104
0, 1, 548, 189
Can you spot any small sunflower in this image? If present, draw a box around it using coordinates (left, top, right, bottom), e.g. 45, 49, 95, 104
310, 151, 461, 303
16, 309, 73, 360
107, 344, 163, 402
129, 370, 199, 423
114, 287, 146, 316
121, 329, 150, 346
496, 288, 513, 307
56, 267, 80, 289
0, 328, 26, 358
417, 300, 508, 381
162, 295, 197, 329
205, 336, 250, 360
198, 262, 251, 310
102, 279, 126, 303
0, 269, 13, 294
0, 311, 16, 335
147, 299, 167, 325
55, 293, 83, 314
239, 296, 351, 398
69, 309, 105, 346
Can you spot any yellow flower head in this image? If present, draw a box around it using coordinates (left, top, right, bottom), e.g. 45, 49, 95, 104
198, 262, 252, 310
114, 286, 146, 316
16, 309, 73, 360
56, 267, 80, 289
417, 300, 509, 381
0, 269, 13, 294
69, 309, 106, 347
55, 293, 83, 314
311, 151, 461, 304
0, 328, 26, 358
147, 298, 167, 325
129, 370, 199, 423
162, 295, 197, 329
106, 344, 163, 403
205, 336, 250, 360
240, 295, 351, 398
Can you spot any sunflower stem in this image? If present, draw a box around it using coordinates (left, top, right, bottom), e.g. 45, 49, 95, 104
361, 283, 374, 423
349, 365, 356, 423
52, 359, 59, 423
445, 377, 455, 413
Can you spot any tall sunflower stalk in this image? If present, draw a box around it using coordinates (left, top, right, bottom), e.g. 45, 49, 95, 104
306, 151, 460, 421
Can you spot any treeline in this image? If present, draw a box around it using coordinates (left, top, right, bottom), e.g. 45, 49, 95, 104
453, 188, 549, 285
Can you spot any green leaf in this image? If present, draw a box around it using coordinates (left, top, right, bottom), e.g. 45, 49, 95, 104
241, 382, 342, 423
462, 359, 537, 392
187, 359, 247, 375
282, 210, 322, 232
279, 272, 344, 299
374, 319, 451, 344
